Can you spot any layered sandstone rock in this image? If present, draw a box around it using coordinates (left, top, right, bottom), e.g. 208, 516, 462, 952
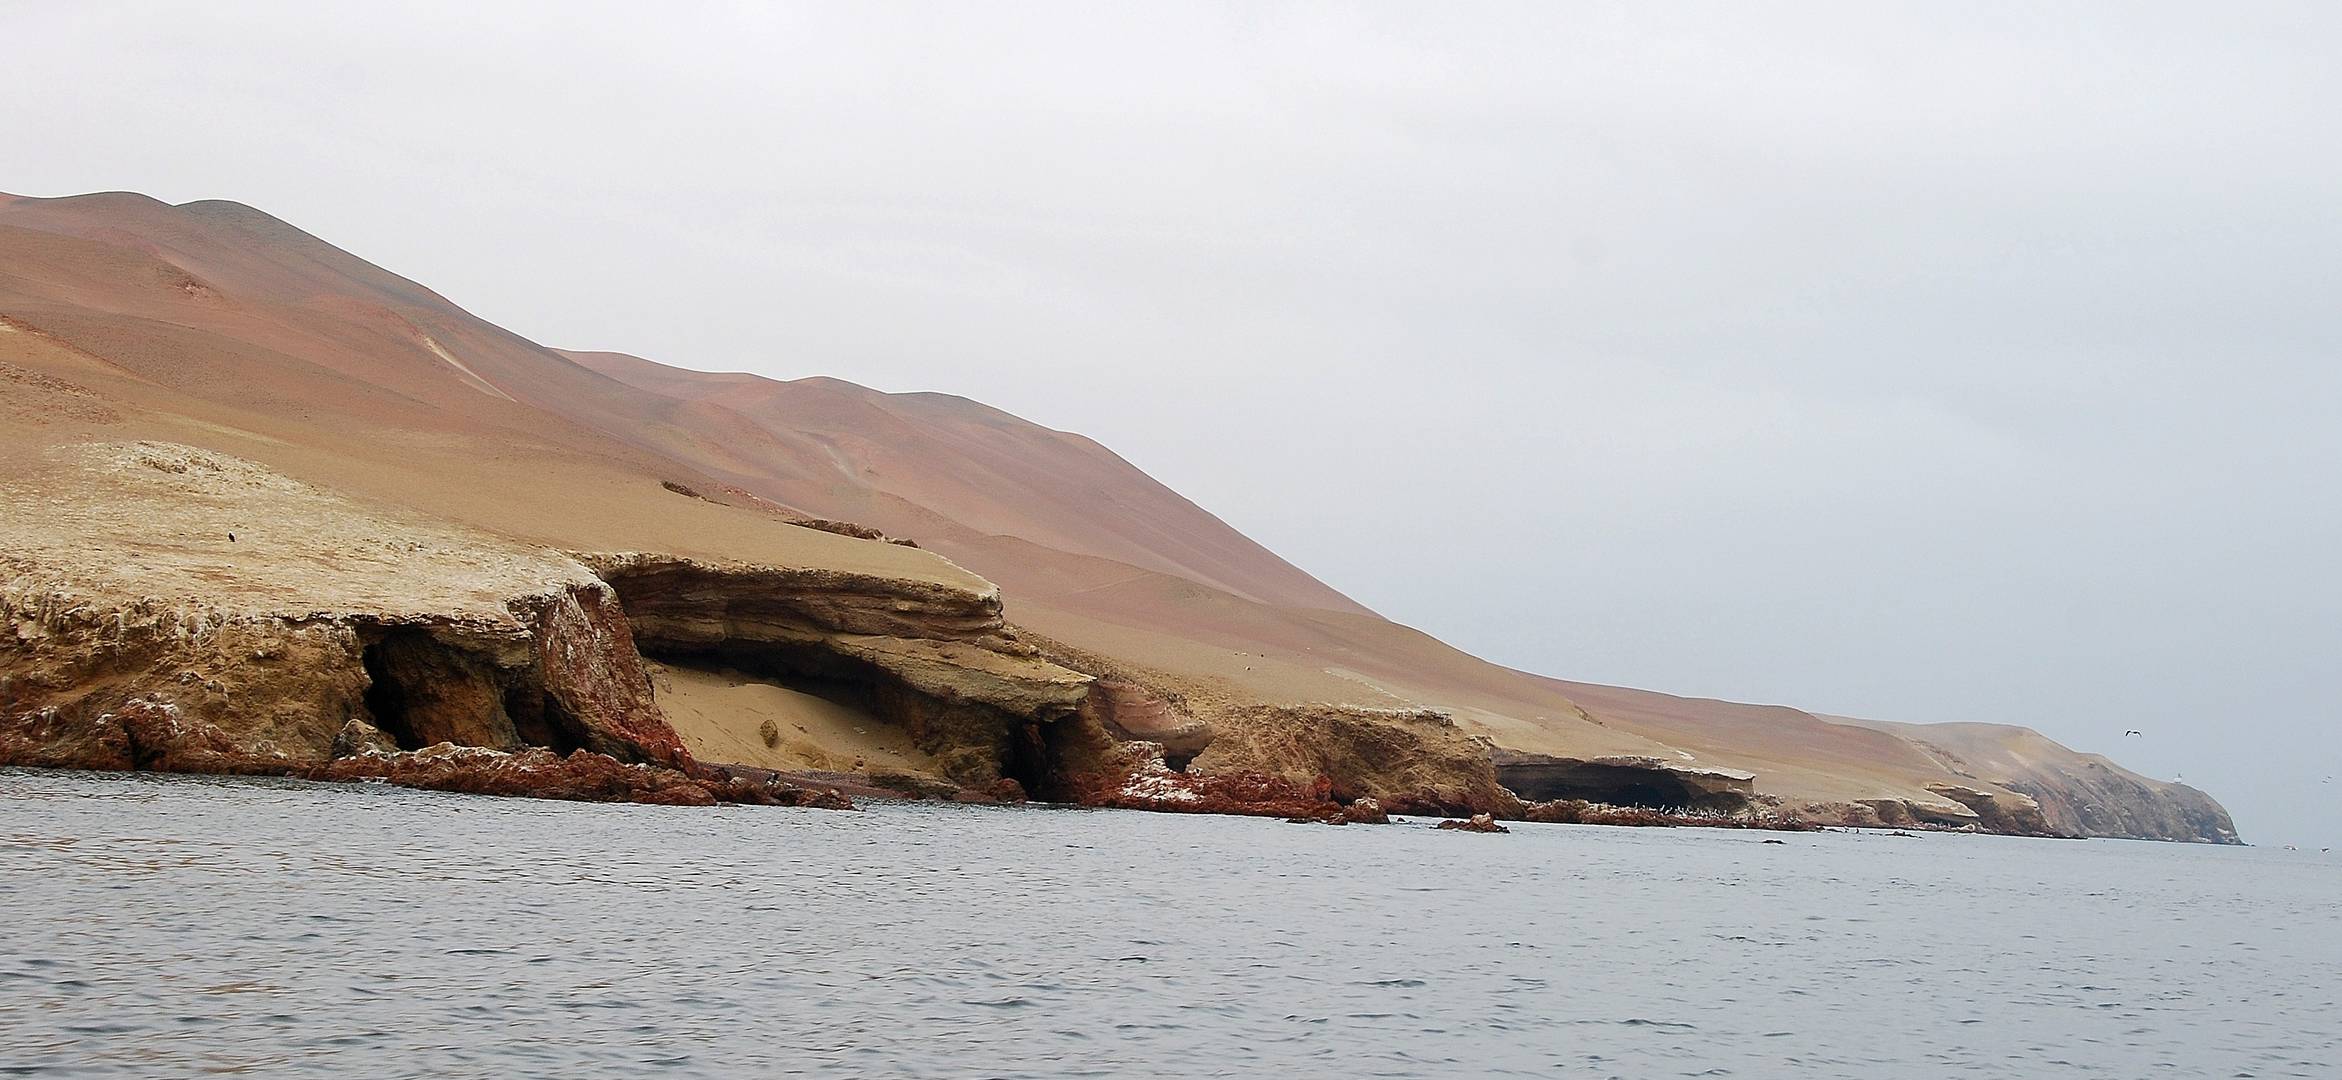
578, 552, 1105, 791
1077, 676, 1214, 767
0, 446, 1161, 810
1192, 704, 1523, 817
0, 445, 701, 798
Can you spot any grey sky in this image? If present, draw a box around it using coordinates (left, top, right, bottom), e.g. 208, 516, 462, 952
11, 2, 2338, 845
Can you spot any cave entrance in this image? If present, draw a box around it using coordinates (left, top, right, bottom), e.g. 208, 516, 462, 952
508, 686, 585, 756
997, 712, 1104, 803
356, 627, 588, 755
1496, 760, 1744, 812
635, 640, 1080, 800
358, 631, 426, 751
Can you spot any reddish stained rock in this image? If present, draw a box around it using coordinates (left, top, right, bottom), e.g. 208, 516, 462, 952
1340, 797, 1390, 825
1074, 745, 1348, 820
0, 695, 303, 777
528, 583, 692, 769
309, 744, 854, 809
358, 629, 520, 750
983, 777, 1030, 804
696, 772, 856, 810
1436, 813, 1510, 833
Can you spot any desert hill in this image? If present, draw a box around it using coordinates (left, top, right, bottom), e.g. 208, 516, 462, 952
0, 191, 2236, 841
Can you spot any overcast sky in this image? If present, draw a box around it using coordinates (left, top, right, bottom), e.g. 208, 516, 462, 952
11, 2, 2338, 846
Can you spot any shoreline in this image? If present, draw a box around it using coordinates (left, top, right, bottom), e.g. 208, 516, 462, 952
0, 761, 2161, 842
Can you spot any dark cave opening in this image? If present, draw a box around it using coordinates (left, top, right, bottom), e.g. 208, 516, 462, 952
357, 626, 591, 756
507, 684, 585, 756
358, 632, 425, 751
1495, 760, 1746, 812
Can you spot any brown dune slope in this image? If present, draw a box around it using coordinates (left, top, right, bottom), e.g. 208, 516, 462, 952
0, 191, 2236, 839
564, 348, 1372, 617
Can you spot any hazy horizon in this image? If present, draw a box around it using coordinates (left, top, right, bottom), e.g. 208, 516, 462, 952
10, 3, 2337, 845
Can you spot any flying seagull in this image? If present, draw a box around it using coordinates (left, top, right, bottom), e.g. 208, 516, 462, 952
2123, 729, 2143, 737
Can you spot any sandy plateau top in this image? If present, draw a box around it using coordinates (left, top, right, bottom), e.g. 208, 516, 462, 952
2, 441, 594, 624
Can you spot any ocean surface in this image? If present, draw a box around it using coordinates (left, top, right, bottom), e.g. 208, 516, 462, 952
2, 770, 2336, 1079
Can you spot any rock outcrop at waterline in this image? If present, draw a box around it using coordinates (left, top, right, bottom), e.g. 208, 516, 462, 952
1186, 704, 1523, 816
1492, 750, 1757, 813
310, 743, 854, 808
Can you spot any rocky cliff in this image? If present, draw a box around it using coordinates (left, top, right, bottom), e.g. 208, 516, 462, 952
1831, 717, 2240, 844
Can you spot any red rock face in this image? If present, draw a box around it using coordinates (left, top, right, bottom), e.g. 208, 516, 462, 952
0, 695, 309, 777
358, 629, 520, 750
981, 777, 1031, 804
528, 583, 692, 769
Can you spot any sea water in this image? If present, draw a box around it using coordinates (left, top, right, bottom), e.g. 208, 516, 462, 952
2, 769, 2335, 1078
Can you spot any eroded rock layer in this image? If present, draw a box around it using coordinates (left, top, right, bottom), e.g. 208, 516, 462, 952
0, 444, 779, 804
580, 552, 1108, 795
1193, 704, 1522, 817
